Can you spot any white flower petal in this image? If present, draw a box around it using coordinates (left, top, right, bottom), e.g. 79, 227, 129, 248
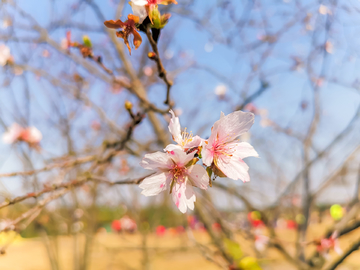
164, 143, 182, 152
139, 172, 170, 196
168, 110, 182, 145
169, 148, 194, 167
130, 3, 148, 23
140, 151, 173, 171
184, 183, 196, 210
131, 0, 148, 5
232, 142, 259, 159
25, 127, 42, 143
2, 123, 23, 144
188, 164, 209, 190
172, 183, 188, 213
0, 44, 11, 67
211, 111, 255, 143
334, 241, 343, 255
216, 155, 250, 182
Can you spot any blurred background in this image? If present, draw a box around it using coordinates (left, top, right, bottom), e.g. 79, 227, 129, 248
0, 0, 359, 269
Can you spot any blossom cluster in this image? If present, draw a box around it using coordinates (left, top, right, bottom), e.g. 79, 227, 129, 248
2, 123, 42, 146
104, 0, 177, 54
139, 110, 258, 213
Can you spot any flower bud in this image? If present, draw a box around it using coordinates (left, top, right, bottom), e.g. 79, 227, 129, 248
124, 101, 133, 111
82, 35, 92, 48
148, 52, 157, 60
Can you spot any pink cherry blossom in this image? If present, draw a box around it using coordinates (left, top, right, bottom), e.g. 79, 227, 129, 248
2, 123, 42, 145
165, 110, 203, 152
139, 148, 209, 213
202, 111, 258, 182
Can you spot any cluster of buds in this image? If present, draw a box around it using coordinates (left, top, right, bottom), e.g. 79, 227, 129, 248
62, 31, 112, 74
139, 110, 258, 213
63, 31, 94, 58
104, 0, 177, 54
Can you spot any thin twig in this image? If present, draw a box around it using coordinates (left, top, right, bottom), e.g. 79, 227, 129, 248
145, 26, 173, 105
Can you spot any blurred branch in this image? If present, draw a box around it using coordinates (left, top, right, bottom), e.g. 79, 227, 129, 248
275, 103, 360, 205
235, 81, 269, 111
1, 188, 70, 233
324, 238, 360, 270
0, 155, 96, 179
194, 199, 233, 265
213, 182, 310, 270
312, 146, 360, 199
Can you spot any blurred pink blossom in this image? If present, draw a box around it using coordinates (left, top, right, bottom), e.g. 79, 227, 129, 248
214, 84, 227, 99
0, 44, 12, 66
254, 230, 269, 252
2, 123, 42, 145
91, 120, 101, 131
316, 232, 342, 260
143, 66, 153, 76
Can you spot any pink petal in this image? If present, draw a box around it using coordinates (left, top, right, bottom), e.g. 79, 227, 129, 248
171, 182, 196, 213
139, 172, 170, 196
188, 164, 209, 190
140, 151, 173, 171
164, 143, 182, 152
172, 183, 188, 213
216, 155, 250, 182
201, 144, 214, 166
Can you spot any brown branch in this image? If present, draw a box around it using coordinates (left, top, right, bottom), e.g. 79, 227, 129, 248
90, 175, 151, 186
0, 178, 89, 210
0, 155, 97, 179
145, 26, 173, 105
